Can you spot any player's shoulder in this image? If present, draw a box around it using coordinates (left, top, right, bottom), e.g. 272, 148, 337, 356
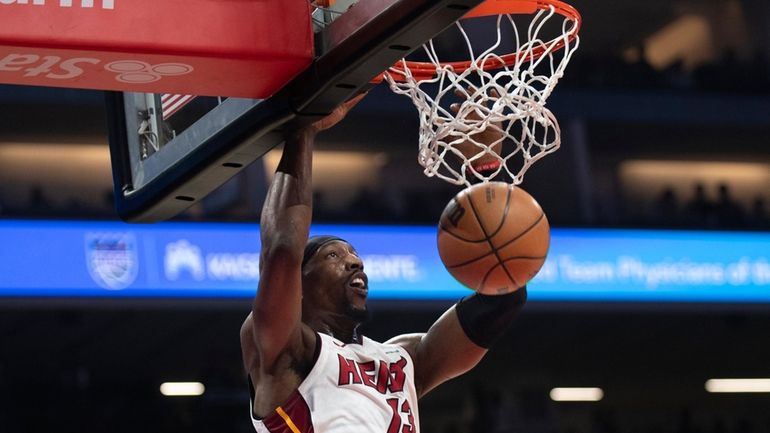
383, 333, 425, 359
383, 333, 424, 346
241, 314, 316, 357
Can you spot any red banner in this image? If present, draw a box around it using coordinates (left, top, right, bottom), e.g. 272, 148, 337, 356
0, 0, 314, 98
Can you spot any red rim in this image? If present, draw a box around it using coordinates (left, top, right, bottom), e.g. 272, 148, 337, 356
375, 0, 581, 83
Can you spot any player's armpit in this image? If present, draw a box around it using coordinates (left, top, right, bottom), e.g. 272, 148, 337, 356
404, 308, 488, 398
408, 289, 527, 396
385, 333, 424, 357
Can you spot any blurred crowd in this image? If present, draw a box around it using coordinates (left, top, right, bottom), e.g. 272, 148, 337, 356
561, 48, 770, 95
3, 180, 770, 232
1, 52, 769, 229
644, 183, 770, 230
0, 186, 116, 220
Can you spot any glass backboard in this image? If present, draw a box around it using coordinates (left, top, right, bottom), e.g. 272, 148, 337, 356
107, 0, 487, 222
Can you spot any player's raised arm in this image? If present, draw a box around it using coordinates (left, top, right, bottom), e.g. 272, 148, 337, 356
388, 287, 527, 398
250, 125, 314, 371
248, 94, 367, 371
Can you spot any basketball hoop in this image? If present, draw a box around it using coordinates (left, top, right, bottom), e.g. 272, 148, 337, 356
382, 0, 581, 187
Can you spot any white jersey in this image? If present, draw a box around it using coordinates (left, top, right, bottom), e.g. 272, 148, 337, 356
250, 332, 420, 433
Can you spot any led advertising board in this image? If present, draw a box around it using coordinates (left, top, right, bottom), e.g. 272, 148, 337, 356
1, 221, 769, 302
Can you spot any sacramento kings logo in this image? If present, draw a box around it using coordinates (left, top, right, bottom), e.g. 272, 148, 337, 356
85, 232, 139, 290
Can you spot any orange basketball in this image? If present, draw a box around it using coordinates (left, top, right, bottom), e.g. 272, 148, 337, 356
437, 182, 550, 295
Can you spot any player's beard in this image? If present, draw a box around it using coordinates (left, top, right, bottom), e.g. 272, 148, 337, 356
345, 303, 371, 324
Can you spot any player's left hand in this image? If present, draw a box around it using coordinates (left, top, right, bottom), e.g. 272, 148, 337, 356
310, 92, 368, 133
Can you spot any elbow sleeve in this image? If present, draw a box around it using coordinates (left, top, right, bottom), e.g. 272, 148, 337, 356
455, 287, 527, 348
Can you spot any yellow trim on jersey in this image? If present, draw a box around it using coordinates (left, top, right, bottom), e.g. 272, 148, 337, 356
275, 406, 302, 433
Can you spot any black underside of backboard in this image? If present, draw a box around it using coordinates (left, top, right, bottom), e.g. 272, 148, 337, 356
107, 0, 486, 222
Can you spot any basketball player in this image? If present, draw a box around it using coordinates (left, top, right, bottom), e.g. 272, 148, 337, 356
240, 94, 527, 433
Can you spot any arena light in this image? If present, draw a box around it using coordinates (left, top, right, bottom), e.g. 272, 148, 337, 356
160, 382, 205, 397
549, 387, 604, 402
264, 150, 388, 195
705, 379, 770, 393
637, 14, 713, 70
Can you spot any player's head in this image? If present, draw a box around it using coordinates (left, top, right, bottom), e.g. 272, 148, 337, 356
301, 236, 369, 323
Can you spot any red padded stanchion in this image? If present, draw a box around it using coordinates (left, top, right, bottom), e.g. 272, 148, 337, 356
0, 0, 313, 98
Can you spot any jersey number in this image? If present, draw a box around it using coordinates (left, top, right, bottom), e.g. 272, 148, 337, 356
386, 398, 415, 433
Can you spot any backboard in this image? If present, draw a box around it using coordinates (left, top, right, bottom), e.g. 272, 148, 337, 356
106, 0, 488, 222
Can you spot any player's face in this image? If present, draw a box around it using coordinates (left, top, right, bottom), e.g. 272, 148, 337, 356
304, 241, 368, 320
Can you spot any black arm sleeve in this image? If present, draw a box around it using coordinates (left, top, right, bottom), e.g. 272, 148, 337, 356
454, 286, 527, 348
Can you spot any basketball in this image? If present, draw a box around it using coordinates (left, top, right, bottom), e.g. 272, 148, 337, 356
437, 182, 550, 295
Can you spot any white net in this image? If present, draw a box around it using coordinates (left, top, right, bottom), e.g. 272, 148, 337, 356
384, 4, 580, 187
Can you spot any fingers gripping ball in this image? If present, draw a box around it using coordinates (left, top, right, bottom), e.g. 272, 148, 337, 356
438, 182, 550, 294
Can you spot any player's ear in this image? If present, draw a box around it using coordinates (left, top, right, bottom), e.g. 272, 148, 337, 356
301, 259, 318, 279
